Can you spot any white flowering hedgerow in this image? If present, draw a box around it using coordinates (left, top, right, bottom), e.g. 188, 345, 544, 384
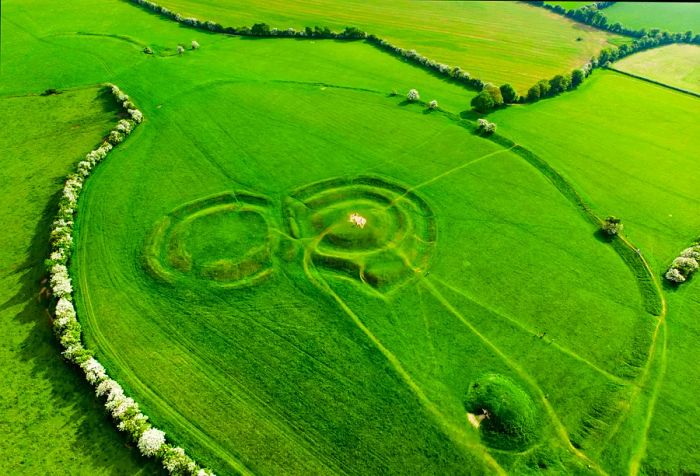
665, 242, 700, 284
46, 77, 213, 476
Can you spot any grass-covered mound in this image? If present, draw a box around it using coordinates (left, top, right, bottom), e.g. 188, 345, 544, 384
465, 374, 539, 451
287, 176, 435, 291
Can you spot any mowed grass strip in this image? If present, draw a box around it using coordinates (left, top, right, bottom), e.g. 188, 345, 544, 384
603, 2, 700, 34
613, 44, 700, 94
156, 0, 622, 92
0, 87, 161, 475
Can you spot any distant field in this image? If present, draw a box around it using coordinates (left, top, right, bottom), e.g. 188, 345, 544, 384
613, 44, 700, 94
156, 0, 622, 92
0, 87, 158, 474
545, 2, 594, 10
603, 2, 700, 33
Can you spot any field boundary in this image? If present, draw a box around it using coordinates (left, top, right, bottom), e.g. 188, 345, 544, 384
45, 84, 219, 476
605, 67, 700, 98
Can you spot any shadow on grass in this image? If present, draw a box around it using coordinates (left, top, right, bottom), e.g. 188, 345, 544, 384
0, 188, 165, 473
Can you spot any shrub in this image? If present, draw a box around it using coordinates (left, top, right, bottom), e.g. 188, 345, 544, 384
499, 83, 518, 103
571, 68, 585, 88
138, 428, 166, 457
471, 90, 494, 113
162, 446, 198, 474
527, 84, 541, 102
482, 83, 503, 106
144, 47, 153, 54
428, 99, 438, 109
406, 89, 420, 101
251, 23, 271, 36
177, 45, 185, 55
671, 256, 699, 275
191, 40, 200, 50
477, 118, 497, 135
665, 267, 686, 283
108, 130, 124, 145
602, 216, 623, 235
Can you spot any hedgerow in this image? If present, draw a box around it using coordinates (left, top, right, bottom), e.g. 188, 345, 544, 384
665, 239, 700, 284
45, 84, 213, 476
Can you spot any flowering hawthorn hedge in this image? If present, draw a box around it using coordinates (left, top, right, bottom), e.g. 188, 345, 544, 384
46, 84, 214, 476
665, 239, 700, 284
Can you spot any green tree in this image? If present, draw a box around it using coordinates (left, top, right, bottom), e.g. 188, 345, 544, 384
549, 74, 571, 95
251, 23, 271, 36
483, 83, 504, 106
499, 83, 518, 104
537, 79, 551, 98
527, 84, 541, 102
571, 69, 585, 88
471, 91, 495, 113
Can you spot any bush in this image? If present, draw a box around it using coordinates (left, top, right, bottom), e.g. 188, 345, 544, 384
138, 428, 166, 457
251, 23, 271, 36
471, 90, 495, 113
406, 89, 420, 101
428, 99, 438, 109
571, 68, 585, 88
526, 84, 541, 102
191, 40, 200, 50
482, 83, 503, 106
177, 45, 185, 55
476, 118, 497, 135
602, 216, 623, 235
499, 83, 518, 103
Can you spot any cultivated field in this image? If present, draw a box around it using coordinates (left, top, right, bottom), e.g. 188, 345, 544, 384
2, 0, 699, 475
612, 44, 700, 94
156, 0, 622, 92
603, 2, 700, 33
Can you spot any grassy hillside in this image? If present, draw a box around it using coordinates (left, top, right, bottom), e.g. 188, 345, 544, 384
603, 2, 700, 33
613, 44, 700, 94
0, 87, 160, 474
491, 70, 700, 272
155, 0, 622, 92
1, 0, 696, 474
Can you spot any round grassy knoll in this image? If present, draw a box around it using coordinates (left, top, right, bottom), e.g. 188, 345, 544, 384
465, 373, 540, 451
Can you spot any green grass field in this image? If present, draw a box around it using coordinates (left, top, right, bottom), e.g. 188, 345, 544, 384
155, 0, 622, 93
491, 71, 700, 474
613, 44, 700, 94
2, 0, 700, 475
603, 2, 700, 33
490, 70, 700, 272
0, 87, 161, 474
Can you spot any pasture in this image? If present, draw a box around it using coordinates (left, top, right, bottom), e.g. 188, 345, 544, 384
612, 44, 700, 94
2, 0, 699, 475
603, 2, 700, 33
155, 0, 622, 92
